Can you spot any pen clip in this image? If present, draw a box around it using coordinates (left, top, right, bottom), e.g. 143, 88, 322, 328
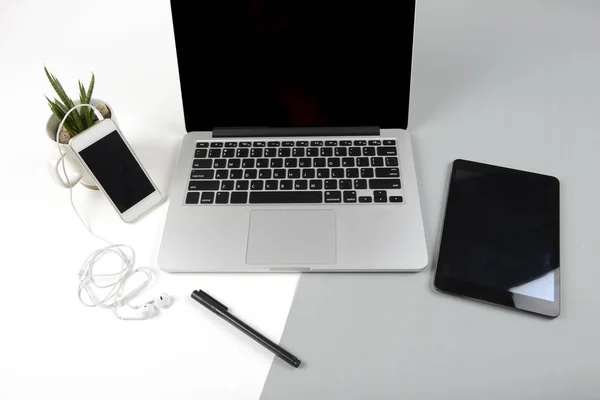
192, 290, 229, 312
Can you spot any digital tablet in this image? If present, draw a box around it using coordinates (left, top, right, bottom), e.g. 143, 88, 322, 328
434, 160, 560, 318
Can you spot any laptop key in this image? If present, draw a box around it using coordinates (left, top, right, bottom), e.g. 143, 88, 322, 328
307, 148, 319, 157
354, 140, 367, 146
340, 140, 352, 146
368, 140, 382, 146
194, 149, 207, 158
236, 148, 249, 157
374, 190, 388, 203
354, 179, 368, 189
196, 142, 209, 148
335, 147, 347, 157
321, 148, 333, 157
371, 157, 384, 167
288, 169, 301, 179
340, 179, 352, 190
331, 168, 344, 178
230, 169, 243, 179
383, 140, 396, 146
192, 159, 212, 169
273, 169, 286, 179
249, 192, 322, 204
390, 196, 403, 203
215, 192, 229, 204
325, 140, 338, 146
231, 192, 248, 204
265, 180, 278, 190
189, 181, 219, 191
317, 169, 330, 178
253, 141, 266, 147
239, 142, 252, 147
190, 170, 214, 179
385, 157, 399, 167
213, 159, 227, 168
361, 168, 374, 178
346, 168, 359, 178
265, 148, 277, 157
185, 192, 200, 204
311, 141, 324, 146
357, 157, 369, 167
310, 180, 323, 190
325, 191, 342, 203
210, 142, 223, 148
359, 196, 373, 203
222, 149, 235, 158
267, 141, 280, 147
250, 148, 263, 157
327, 158, 341, 167
349, 147, 361, 156
280, 180, 293, 190
295, 180, 308, 190
208, 149, 221, 158
270, 158, 283, 168
325, 180, 337, 190
225, 142, 237, 148
377, 147, 397, 156
293, 148, 305, 157
236, 180, 249, 191
221, 180, 234, 191
342, 158, 355, 167
375, 168, 400, 178
369, 179, 401, 189
299, 158, 311, 167
343, 191, 357, 203
201, 192, 215, 204
282, 141, 295, 147
215, 169, 228, 179
278, 148, 291, 157
244, 169, 257, 179
256, 158, 269, 168
259, 169, 272, 179
242, 159, 255, 168
250, 180, 264, 190
302, 169, 316, 179
314, 158, 326, 168
228, 159, 241, 168
363, 147, 376, 156
285, 158, 298, 168
296, 141, 309, 147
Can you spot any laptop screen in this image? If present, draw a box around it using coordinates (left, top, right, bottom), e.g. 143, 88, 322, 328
170, 1, 416, 131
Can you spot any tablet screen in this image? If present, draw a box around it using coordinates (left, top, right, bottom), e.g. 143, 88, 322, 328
434, 160, 560, 317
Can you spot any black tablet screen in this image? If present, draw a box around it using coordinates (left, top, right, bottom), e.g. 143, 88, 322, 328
435, 160, 560, 316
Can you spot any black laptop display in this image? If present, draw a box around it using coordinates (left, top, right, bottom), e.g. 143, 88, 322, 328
170, 1, 416, 131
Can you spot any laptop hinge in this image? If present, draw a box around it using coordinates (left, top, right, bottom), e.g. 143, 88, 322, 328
213, 126, 380, 138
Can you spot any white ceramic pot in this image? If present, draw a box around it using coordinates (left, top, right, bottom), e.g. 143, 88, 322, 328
46, 99, 115, 190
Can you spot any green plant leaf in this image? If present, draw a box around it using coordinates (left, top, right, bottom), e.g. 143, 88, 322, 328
44, 66, 85, 133
53, 98, 79, 130
86, 73, 95, 103
46, 98, 77, 137
79, 81, 93, 127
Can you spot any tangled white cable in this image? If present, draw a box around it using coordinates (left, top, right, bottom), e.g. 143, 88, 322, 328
56, 105, 170, 320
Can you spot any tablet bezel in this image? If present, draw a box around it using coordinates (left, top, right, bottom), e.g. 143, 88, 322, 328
434, 159, 560, 318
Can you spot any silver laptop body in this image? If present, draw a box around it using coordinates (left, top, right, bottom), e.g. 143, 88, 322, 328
158, 0, 427, 272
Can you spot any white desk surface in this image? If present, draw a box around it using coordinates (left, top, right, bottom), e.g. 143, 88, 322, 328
1, 0, 599, 399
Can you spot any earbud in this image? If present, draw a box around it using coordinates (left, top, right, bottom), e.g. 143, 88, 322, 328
152, 293, 171, 308
139, 303, 157, 318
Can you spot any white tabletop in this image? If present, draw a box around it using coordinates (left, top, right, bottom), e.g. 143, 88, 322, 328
1, 0, 599, 399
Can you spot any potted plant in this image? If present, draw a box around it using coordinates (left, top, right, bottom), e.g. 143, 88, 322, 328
44, 67, 114, 189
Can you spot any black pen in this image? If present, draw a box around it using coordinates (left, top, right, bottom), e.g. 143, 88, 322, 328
191, 289, 301, 368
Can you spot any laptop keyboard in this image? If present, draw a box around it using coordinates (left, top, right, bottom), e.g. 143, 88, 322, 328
185, 139, 403, 205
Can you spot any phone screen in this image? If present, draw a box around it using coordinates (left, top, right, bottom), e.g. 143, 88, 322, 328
79, 131, 155, 212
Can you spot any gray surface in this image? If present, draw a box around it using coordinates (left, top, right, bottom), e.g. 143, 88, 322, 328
261, 1, 600, 399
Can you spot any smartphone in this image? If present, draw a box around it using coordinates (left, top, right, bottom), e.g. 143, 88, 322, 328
69, 119, 162, 223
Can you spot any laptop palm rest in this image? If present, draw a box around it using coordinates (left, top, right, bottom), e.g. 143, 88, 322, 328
246, 210, 337, 265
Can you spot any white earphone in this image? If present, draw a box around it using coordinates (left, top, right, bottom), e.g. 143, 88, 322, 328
57, 104, 171, 321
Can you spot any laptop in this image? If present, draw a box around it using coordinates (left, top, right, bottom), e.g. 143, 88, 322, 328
158, 1, 428, 272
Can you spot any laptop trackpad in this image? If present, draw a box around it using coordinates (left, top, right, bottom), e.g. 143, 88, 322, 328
246, 210, 337, 265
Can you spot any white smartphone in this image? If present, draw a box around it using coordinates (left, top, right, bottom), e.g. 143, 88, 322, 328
69, 119, 162, 223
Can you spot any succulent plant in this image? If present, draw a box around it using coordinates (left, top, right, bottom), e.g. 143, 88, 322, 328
44, 66, 95, 138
